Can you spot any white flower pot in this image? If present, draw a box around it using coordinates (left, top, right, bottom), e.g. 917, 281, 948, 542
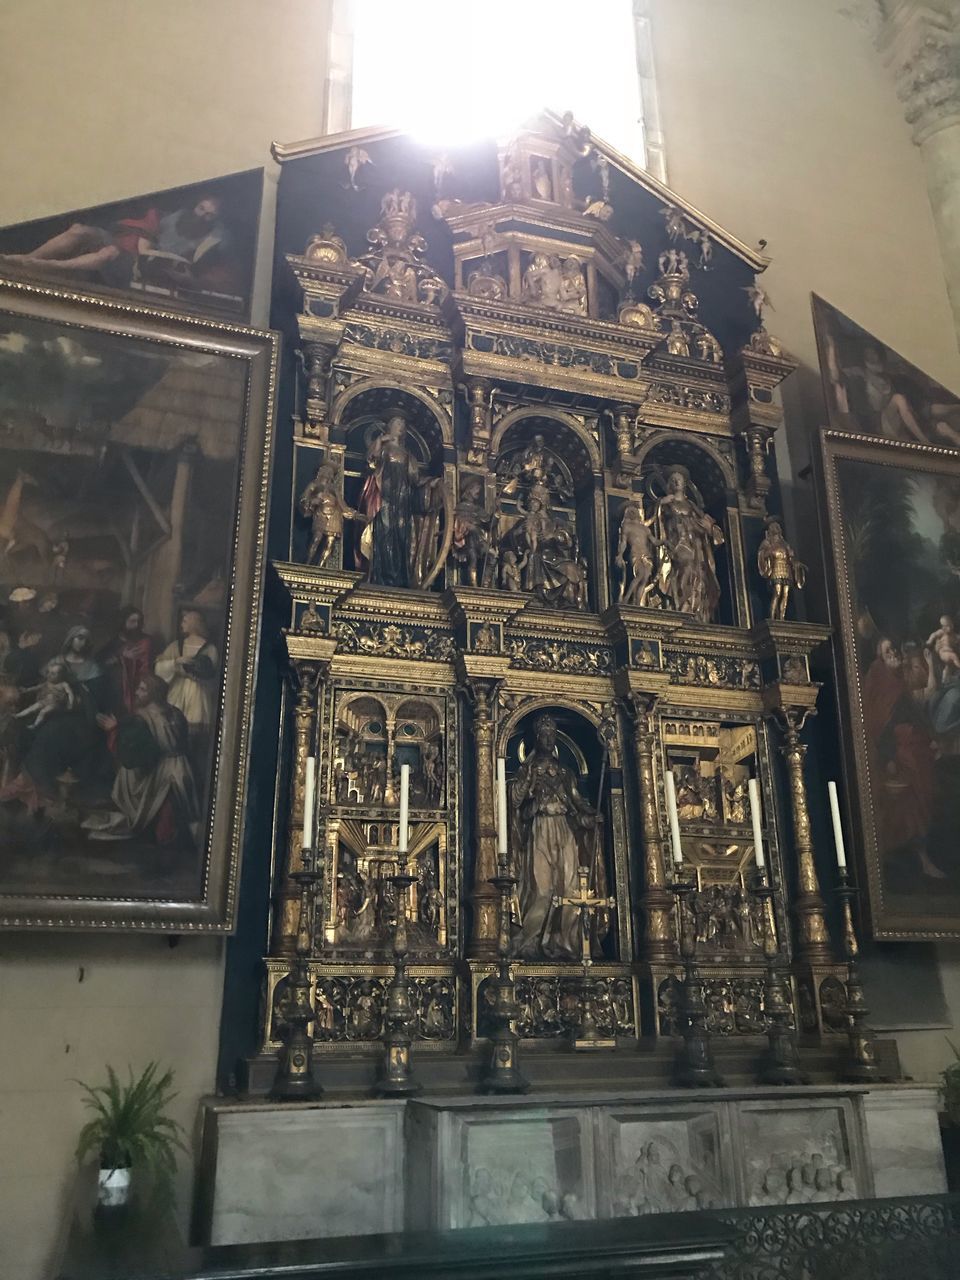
97, 1165, 132, 1208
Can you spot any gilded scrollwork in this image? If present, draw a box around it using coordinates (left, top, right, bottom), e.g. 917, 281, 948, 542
334, 620, 456, 662
665, 650, 761, 690
507, 636, 612, 675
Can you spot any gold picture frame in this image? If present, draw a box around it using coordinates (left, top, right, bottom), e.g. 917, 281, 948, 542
0, 276, 277, 931
817, 428, 960, 939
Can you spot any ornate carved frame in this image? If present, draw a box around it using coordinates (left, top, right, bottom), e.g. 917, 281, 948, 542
817, 428, 960, 939
0, 277, 278, 932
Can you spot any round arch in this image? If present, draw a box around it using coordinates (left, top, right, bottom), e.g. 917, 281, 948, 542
492, 405, 601, 477
331, 379, 453, 449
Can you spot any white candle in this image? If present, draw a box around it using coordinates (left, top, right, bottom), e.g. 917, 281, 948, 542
302, 755, 316, 849
827, 780, 847, 870
496, 757, 508, 858
664, 769, 683, 867
399, 762, 410, 853
748, 777, 765, 871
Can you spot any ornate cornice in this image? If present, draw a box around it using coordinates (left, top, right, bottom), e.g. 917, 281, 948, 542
879, 2, 960, 144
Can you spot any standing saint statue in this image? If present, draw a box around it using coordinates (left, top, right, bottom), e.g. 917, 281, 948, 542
510, 714, 606, 960
757, 519, 805, 620
649, 466, 725, 622
358, 412, 444, 588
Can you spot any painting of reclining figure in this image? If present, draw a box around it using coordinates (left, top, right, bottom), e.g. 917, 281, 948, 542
0, 169, 262, 320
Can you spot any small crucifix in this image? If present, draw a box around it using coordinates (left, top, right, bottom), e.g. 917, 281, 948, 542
553, 864, 616, 968
553, 866, 617, 1050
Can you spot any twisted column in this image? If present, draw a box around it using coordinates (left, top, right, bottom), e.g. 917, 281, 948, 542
272, 659, 323, 958
628, 694, 677, 963
773, 709, 833, 965
468, 682, 500, 957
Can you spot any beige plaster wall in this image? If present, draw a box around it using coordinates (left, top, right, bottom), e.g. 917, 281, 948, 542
0, 3, 331, 1277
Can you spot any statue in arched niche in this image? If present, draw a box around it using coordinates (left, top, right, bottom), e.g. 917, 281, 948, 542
357, 411, 448, 588
509, 713, 609, 960
646, 464, 725, 622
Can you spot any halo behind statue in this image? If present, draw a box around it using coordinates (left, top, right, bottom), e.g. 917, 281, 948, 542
644, 461, 707, 511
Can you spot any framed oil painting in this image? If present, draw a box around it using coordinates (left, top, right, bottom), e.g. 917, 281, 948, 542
0, 277, 277, 931
817, 429, 960, 939
812, 293, 960, 448
0, 169, 263, 321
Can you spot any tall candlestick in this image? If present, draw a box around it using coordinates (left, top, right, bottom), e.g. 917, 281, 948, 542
827, 780, 847, 870
398, 763, 410, 853
302, 756, 316, 849
496, 758, 508, 859
664, 769, 683, 867
748, 777, 765, 871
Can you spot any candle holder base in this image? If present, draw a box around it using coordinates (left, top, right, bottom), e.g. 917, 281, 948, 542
571, 967, 615, 1051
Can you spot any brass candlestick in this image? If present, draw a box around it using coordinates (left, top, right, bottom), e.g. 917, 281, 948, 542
752, 871, 807, 1086
374, 851, 421, 1097
480, 858, 529, 1094
670, 877, 724, 1088
837, 869, 881, 1083
270, 846, 323, 1101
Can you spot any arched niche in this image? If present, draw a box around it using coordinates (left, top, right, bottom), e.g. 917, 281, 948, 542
616, 434, 738, 626
332, 694, 389, 806
490, 411, 599, 608
337, 385, 452, 591
394, 696, 444, 808
496, 702, 617, 963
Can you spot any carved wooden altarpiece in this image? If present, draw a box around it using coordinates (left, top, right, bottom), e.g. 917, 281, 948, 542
253, 112, 846, 1077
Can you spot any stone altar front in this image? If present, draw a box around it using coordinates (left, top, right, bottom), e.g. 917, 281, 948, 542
195, 1084, 945, 1246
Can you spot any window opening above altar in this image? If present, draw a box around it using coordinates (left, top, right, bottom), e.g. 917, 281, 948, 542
345, 0, 662, 175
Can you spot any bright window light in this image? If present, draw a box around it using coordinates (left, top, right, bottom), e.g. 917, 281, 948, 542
349, 0, 647, 164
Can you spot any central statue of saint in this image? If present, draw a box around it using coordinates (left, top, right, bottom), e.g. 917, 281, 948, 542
510, 713, 602, 959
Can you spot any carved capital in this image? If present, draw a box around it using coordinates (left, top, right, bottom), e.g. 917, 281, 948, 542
880, 3, 960, 144
743, 424, 773, 510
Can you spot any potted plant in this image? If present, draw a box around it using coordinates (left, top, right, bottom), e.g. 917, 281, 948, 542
75, 1062, 187, 1209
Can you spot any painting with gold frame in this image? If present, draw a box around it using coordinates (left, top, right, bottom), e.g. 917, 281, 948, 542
817, 429, 960, 939
0, 277, 277, 931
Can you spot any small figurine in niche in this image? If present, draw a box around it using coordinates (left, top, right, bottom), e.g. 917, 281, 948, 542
616, 498, 663, 607
299, 461, 359, 568
522, 253, 562, 308
757, 518, 806, 620
474, 621, 498, 653
500, 549, 527, 592
450, 476, 490, 587
532, 158, 553, 201
666, 320, 690, 358
559, 257, 587, 315
419, 868, 443, 933
299, 600, 325, 632
420, 738, 442, 803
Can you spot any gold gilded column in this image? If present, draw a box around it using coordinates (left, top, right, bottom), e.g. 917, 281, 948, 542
272, 658, 323, 958
773, 708, 832, 965
628, 694, 677, 963
468, 682, 500, 958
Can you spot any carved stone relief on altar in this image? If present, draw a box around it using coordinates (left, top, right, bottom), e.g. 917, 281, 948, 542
455, 1113, 593, 1228
601, 1110, 730, 1217
741, 1104, 862, 1206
